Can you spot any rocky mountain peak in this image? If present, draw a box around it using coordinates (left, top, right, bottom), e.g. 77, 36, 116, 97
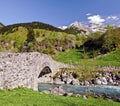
59, 21, 92, 35
70, 21, 92, 34
69, 21, 84, 28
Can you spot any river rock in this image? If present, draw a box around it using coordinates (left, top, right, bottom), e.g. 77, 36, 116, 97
49, 86, 66, 95
112, 74, 117, 80
101, 77, 108, 85
80, 82, 84, 86
54, 70, 120, 86
69, 73, 74, 79
76, 94, 81, 97
95, 78, 102, 85
58, 86, 66, 95
50, 87, 59, 94
84, 81, 90, 86
61, 72, 67, 78
67, 92, 73, 96
82, 95, 87, 99
71, 79, 80, 85
42, 90, 51, 94
108, 77, 114, 85
115, 74, 120, 80
66, 78, 73, 84
53, 78, 65, 85
103, 72, 110, 78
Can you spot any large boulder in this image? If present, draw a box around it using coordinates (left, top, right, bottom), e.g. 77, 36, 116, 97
95, 78, 102, 85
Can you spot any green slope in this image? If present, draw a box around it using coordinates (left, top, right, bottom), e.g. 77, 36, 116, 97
98, 49, 120, 61
54, 49, 120, 66
0, 87, 119, 106
0, 24, 77, 54
0, 22, 63, 34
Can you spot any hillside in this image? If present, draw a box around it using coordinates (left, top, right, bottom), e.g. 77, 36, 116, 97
0, 22, 4, 28
54, 26, 120, 66
0, 22, 79, 54
65, 26, 87, 35
0, 22, 64, 34
0, 22, 120, 67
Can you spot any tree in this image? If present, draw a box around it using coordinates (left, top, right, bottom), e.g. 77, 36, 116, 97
102, 27, 120, 52
20, 29, 37, 52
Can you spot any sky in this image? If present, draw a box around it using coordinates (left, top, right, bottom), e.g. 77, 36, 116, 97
0, 0, 120, 27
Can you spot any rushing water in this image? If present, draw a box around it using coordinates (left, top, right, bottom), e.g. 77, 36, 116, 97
38, 84, 120, 98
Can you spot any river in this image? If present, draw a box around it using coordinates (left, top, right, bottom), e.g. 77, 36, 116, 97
38, 83, 120, 98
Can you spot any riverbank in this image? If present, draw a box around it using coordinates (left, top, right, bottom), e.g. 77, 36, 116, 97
53, 70, 120, 86
0, 87, 119, 106
38, 84, 120, 102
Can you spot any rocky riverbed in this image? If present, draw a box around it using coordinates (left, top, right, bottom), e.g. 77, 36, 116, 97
53, 71, 120, 86
39, 67, 120, 101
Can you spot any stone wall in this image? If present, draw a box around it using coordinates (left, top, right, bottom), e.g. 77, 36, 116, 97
0, 52, 65, 90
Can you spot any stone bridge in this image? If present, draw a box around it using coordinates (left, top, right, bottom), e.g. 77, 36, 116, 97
0, 52, 70, 90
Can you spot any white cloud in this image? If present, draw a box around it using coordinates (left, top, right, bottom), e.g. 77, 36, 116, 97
107, 15, 119, 21
86, 13, 91, 16
88, 15, 105, 25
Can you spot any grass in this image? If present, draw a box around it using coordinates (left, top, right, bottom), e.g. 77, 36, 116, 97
54, 49, 120, 66
54, 49, 82, 64
99, 49, 120, 61
0, 87, 119, 106
0, 27, 27, 52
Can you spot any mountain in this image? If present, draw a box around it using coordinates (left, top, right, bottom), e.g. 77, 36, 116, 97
59, 21, 108, 34
0, 21, 119, 57
0, 22, 4, 28
58, 26, 67, 30
69, 21, 87, 30
69, 21, 92, 34
59, 21, 92, 35
88, 23, 107, 32
0, 21, 76, 54
0, 21, 64, 34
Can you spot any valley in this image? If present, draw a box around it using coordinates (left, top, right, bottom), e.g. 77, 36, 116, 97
0, 21, 120, 105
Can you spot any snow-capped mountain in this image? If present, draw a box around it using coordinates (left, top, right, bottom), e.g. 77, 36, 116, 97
88, 23, 107, 32
69, 21, 92, 34
59, 21, 92, 35
59, 21, 87, 30
69, 21, 86, 29
59, 21, 107, 34
58, 26, 67, 30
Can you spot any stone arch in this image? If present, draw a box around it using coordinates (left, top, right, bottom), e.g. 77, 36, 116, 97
37, 66, 53, 83
38, 66, 52, 78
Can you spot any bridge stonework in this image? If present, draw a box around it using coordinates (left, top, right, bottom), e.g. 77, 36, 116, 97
0, 52, 67, 90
